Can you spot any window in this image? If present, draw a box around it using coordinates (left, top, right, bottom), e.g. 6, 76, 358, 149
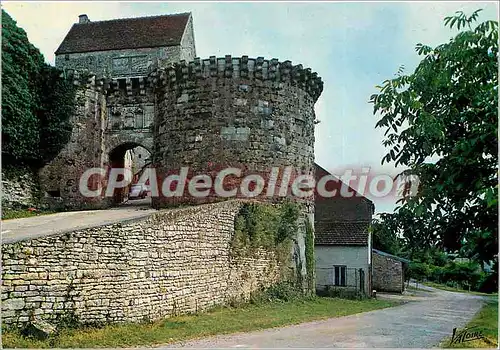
333, 265, 347, 287
65, 54, 70, 61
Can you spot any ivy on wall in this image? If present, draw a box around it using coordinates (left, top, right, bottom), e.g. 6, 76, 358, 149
231, 201, 299, 263
2, 10, 76, 167
231, 201, 307, 289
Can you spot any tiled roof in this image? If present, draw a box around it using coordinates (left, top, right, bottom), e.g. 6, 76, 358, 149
315, 221, 370, 246
55, 13, 190, 54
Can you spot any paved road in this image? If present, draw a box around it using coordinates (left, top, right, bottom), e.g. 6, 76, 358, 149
163, 285, 489, 348
2, 206, 157, 244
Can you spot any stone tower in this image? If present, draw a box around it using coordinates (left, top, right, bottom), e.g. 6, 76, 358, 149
151, 55, 323, 208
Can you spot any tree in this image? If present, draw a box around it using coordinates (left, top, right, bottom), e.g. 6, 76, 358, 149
1, 9, 44, 163
370, 10, 498, 265
36, 65, 75, 164
2, 10, 75, 166
370, 213, 403, 256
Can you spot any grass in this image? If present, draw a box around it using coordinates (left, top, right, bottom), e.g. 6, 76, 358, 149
1, 208, 57, 220
423, 282, 498, 297
441, 298, 498, 348
2, 297, 397, 348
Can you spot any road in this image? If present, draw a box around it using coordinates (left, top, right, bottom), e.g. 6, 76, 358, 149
1, 204, 157, 244
163, 284, 489, 348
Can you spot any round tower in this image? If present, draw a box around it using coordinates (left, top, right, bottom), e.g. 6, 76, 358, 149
151, 55, 323, 208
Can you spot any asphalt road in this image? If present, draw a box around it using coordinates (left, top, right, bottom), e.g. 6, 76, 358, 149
1, 205, 157, 244
163, 285, 489, 348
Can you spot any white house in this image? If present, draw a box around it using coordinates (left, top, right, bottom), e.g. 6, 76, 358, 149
314, 163, 374, 296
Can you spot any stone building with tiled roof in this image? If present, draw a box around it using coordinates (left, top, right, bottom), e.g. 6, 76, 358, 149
54, 13, 196, 77
40, 12, 197, 205
314, 163, 375, 296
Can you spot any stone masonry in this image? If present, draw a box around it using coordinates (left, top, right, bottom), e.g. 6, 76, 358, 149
2, 200, 285, 327
5, 14, 322, 328
152, 56, 323, 208
54, 14, 196, 78
38, 55, 323, 210
1, 167, 41, 210
372, 251, 404, 293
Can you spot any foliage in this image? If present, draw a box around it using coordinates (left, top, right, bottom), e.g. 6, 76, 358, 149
370, 213, 403, 255
369, 9, 498, 266
1, 9, 43, 162
36, 65, 76, 164
250, 281, 305, 303
316, 286, 367, 300
2, 208, 56, 220
231, 201, 299, 259
232, 201, 309, 293
407, 262, 431, 282
2, 297, 396, 348
1, 10, 76, 167
408, 259, 496, 293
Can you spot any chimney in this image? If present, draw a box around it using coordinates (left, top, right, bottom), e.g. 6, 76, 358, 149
78, 14, 90, 24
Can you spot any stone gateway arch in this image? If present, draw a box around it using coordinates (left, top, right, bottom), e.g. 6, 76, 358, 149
39, 56, 323, 209
39, 13, 323, 209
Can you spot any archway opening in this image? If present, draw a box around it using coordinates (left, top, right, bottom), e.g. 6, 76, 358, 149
108, 143, 152, 206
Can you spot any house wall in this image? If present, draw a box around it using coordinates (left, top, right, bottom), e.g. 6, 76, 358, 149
372, 252, 404, 293
314, 164, 374, 223
179, 15, 196, 62
315, 245, 370, 292
55, 46, 180, 77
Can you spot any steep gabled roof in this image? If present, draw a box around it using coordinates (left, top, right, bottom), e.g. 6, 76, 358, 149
314, 163, 373, 246
55, 13, 191, 55
314, 163, 374, 206
315, 221, 370, 246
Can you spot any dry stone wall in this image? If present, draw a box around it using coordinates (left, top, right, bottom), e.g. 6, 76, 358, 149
372, 252, 404, 293
1, 200, 284, 327
1, 167, 41, 210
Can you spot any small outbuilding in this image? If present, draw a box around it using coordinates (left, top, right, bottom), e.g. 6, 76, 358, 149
372, 249, 411, 293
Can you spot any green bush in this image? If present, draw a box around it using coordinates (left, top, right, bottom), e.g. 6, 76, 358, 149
231, 201, 299, 258
407, 262, 431, 281
250, 282, 304, 304
415, 259, 492, 292
316, 286, 366, 300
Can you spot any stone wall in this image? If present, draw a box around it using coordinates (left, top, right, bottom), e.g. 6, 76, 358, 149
55, 46, 179, 78
179, 14, 196, 63
1, 200, 290, 327
1, 167, 41, 209
38, 75, 109, 209
372, 251, 404, 293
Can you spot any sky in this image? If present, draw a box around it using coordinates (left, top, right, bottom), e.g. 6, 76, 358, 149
3, 1, 498, 213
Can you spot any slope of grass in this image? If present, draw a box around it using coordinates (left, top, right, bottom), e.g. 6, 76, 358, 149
2, 297, 397, 348
423, 282, 498, 297
442, 298, 498, 348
